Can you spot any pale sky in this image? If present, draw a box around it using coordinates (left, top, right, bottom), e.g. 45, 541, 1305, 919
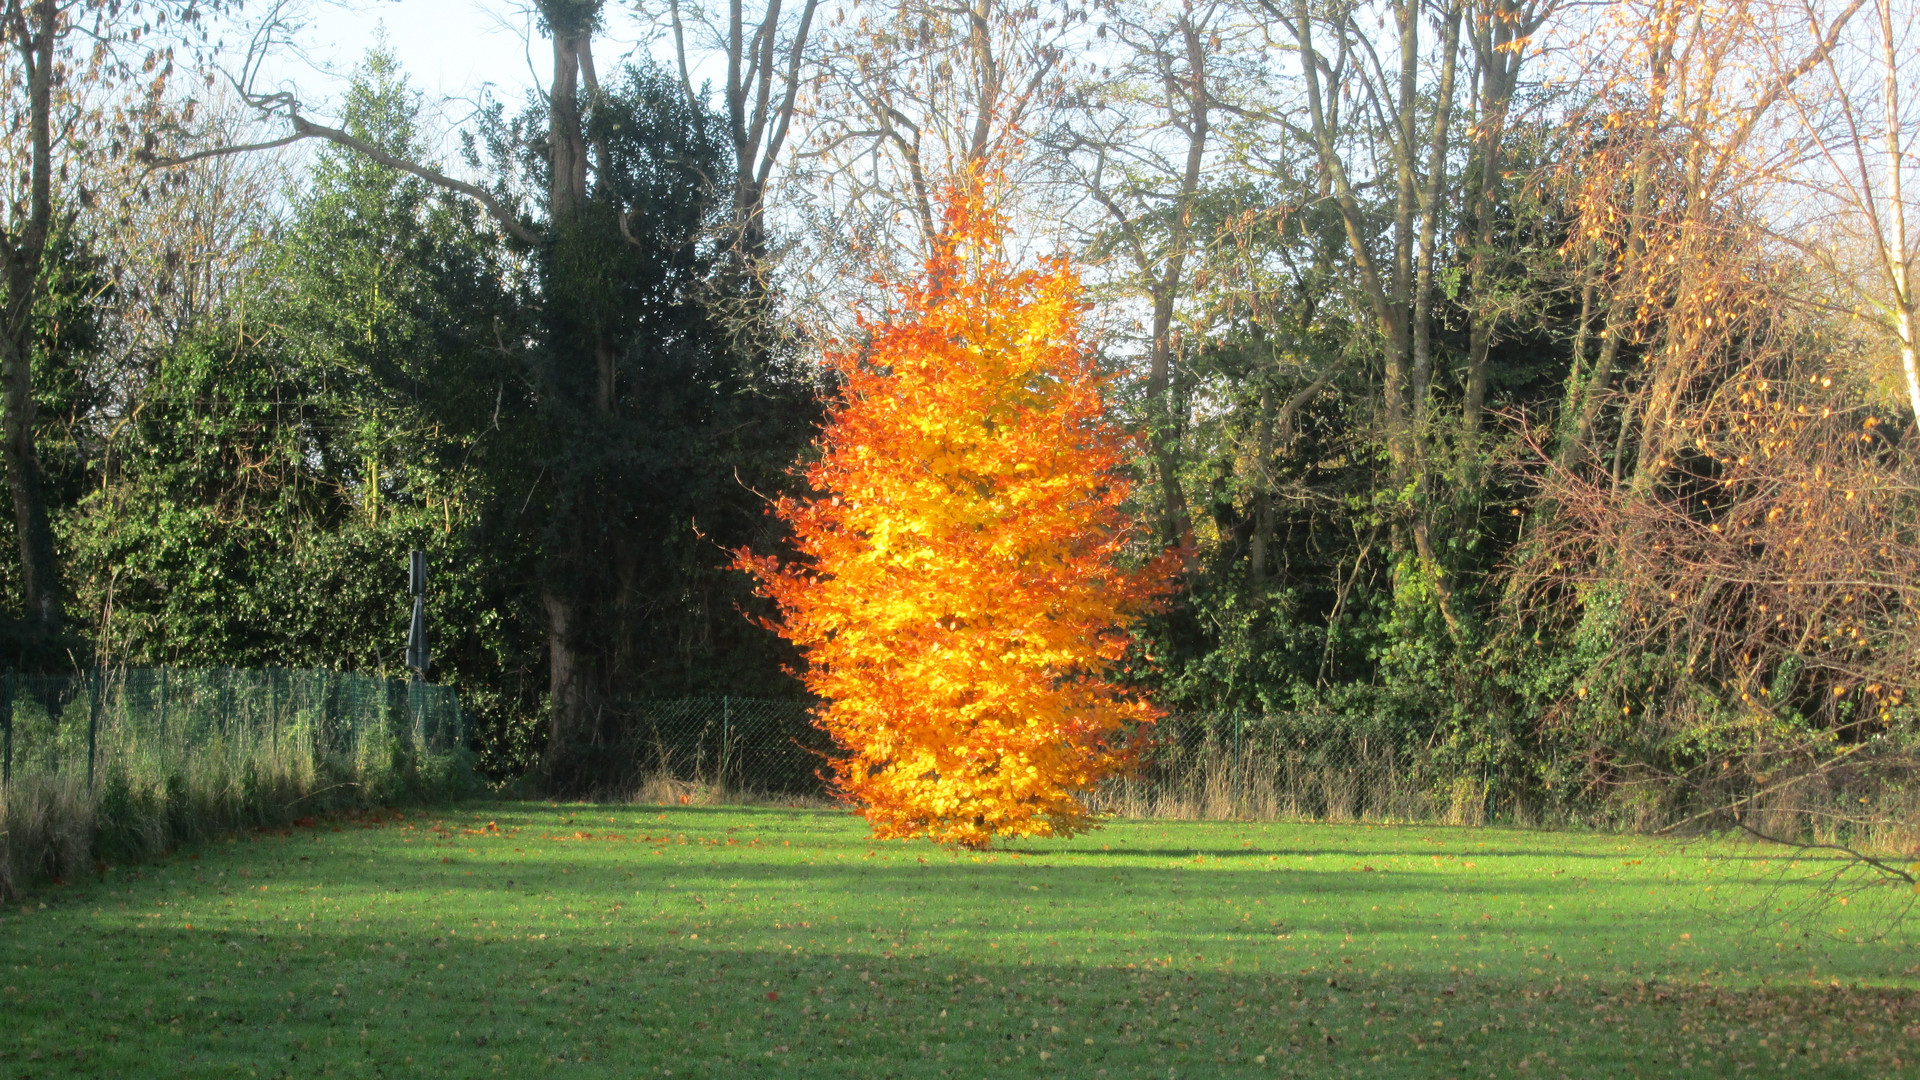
242, 1, 680, 125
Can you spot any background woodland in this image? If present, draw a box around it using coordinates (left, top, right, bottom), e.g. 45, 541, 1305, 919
1, 0, 1916, 836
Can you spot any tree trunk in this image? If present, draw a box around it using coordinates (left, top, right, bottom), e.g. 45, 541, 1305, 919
734, 175, 767, 268
541, 584, 589, 777
1248, 369, 1334, 587
1876, 0, 1920, 424
1248, 383, 1274, 586
0, 0, 62, 632
1281, 0, 1410, 482
1381, 0, 1417, 485
1412, 2, 1461, 422
0, 331, 57, 629
1562, 306, 1624, 468
1141, 14, 1212, 556
539, 1, 602, 781
1458, 108, 1498, 446
1563, 25, 1671, 473
1147, 288, 1194, 551
549, 24, 590, 220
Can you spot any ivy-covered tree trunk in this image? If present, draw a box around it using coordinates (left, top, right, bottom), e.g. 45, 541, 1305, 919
536, 0, 603, 781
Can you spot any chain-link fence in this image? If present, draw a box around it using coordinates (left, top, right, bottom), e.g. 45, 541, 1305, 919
0, 667, 472, 896
1089, 712, 1467, 824
608, 702, 1920, 842
599, 697, 828, 800
604, 702, 1476, 822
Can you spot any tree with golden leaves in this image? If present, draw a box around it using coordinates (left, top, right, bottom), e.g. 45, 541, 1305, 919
736, 183, 1173, 849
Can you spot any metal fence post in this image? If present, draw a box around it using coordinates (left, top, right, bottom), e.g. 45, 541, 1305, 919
407, 675, 422, 755
326, 669, 342, 772
219, 667, 232, 776
87, 667, 102, 792
1233, 713, 1245, 809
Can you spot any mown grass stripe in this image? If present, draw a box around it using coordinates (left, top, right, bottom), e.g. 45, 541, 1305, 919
0, 803, 1913, 1078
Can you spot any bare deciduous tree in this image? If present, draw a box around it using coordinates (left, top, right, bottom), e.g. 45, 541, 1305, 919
1261, 0, 1467, 625
0, 0, 217, 633
669, 0, 819, 279
99, 95, 288, 361
1514, 0, 1920, 884
1781, 0, 1920, 424
787, 0, 1076, 305
1049, 0, 1252, 553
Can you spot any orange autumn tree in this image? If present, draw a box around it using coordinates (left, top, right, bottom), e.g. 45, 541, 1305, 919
736, 184, 1173, 848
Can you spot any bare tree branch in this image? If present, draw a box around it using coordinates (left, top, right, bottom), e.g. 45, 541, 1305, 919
147, 110, 543, 247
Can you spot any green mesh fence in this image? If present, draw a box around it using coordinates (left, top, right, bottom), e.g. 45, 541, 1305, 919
0, 667, 469, 795
0, 667, 472, 892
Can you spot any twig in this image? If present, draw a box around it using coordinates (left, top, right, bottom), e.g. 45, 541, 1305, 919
1654, 743, 1872, 835
283, 783, 360, 809
1732, 818, 1916, 885
148, 112, 542, 247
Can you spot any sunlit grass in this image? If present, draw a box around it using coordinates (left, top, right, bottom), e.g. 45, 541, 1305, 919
2, 803, 1915, 1078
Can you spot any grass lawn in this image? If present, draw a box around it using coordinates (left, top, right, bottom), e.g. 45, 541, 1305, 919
1, 803, 1916, 1079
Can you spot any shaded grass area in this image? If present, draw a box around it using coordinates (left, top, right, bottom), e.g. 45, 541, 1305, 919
1, 804, 1916, 1079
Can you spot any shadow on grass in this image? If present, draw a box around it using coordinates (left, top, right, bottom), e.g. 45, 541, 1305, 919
4, 808, 1915, 1080
6, 914, 1913, 1080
